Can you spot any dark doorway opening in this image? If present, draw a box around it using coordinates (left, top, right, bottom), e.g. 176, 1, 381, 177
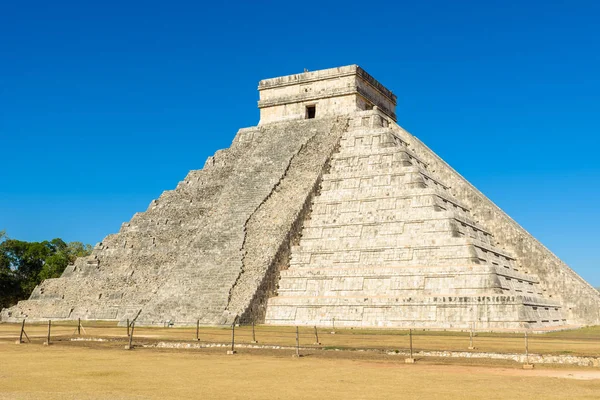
306, 105, 316, 119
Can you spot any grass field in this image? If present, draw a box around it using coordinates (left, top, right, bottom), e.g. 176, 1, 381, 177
1, 340, 600, 400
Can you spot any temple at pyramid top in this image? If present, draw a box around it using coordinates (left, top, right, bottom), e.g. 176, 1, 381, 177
258, 65, 397, 124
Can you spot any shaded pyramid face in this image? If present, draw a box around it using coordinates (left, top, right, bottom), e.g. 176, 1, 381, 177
1, 117, 350, 326
2, 65, 598, 330
265, 114, 564, 329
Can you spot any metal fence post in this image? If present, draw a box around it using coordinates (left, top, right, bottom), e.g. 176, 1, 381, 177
227, 320, 237, 355
196, 319, 200, 341
313, 326, 321, 345
405, 329, 415, 364
468, 323, 475, 350
44, 320, 51, 345
16, 319, 25, 344
125, 322, 135, 350
525, 331, 528, 361
293, 326, 302, 358
126, 318, 130, 337
251, 321, 257, 344
523, 330, 534, 369
78, 318, 81, 336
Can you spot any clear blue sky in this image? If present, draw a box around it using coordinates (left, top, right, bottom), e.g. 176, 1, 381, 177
1, 1, 598, 285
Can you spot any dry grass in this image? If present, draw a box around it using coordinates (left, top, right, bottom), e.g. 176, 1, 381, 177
1, 341, 600, 400
2, 322, 600, 357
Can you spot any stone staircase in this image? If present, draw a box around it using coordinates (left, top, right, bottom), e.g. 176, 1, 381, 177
1, 117, 350, 326
265, 111, 565, 329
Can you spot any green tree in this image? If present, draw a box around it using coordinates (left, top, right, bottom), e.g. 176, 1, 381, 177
0, 233, 21, 309
66, 241, 93, 260
37, 239, 69, 282
0, 233, 92, 309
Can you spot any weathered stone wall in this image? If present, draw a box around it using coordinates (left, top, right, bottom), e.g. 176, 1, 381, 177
265, 110, 566, 329
259, 95, 357, 124
1, 117, 349, 326
226, 117, 349, 322
258, 65, 397, 124
391, 125, 600, 325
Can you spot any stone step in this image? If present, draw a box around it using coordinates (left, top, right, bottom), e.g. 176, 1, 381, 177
266, 294, 562, 308
313, 187, 469, 212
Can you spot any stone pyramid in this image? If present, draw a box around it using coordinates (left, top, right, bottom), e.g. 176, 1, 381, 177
3, 65, 599, 330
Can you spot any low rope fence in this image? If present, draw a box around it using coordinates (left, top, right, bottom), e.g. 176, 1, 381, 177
3, 319, 600, 367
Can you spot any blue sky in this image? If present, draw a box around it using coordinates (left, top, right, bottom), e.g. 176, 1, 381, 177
1, 1, 599, 284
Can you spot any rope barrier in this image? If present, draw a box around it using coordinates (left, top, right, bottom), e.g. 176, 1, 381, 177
6, 320, 599, 361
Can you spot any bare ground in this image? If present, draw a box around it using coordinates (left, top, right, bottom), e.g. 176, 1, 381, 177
1, 339, 600, 400
2, 322, 600, 399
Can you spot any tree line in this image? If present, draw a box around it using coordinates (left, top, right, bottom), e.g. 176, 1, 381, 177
0, 230, 92, 309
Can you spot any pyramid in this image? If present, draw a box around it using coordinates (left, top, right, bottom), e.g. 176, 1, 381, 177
3, 65, 599, 330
